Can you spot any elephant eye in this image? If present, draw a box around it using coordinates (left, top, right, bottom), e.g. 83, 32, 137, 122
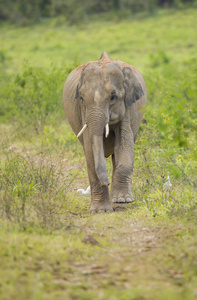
110, 92, 117, 101
80, 95, 84, 102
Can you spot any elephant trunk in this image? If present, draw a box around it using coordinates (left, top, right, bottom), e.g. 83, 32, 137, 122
91, 134, 109, 187
87, 108, 109, 187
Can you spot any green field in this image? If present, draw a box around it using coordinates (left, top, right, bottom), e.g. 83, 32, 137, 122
0, 8, 197, 300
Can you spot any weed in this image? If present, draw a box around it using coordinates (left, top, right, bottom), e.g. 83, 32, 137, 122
0, 143, 76, 229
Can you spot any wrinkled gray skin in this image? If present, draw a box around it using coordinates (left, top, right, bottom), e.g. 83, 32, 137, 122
63, 52, 147, 213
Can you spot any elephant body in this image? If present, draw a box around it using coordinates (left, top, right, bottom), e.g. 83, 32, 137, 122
63, 52, 147, 213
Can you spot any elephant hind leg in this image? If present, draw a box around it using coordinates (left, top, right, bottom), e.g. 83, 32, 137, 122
112, 203, 127, 211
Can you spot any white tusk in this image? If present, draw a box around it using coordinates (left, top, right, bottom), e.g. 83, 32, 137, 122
77, 123, 87, 138
105, 123, 109, 138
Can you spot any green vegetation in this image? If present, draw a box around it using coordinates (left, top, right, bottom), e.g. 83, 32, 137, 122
1, 0, 196, 24
0, 8, 197, 300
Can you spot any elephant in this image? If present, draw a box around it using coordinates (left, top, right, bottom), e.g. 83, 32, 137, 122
62, 51, 147, 213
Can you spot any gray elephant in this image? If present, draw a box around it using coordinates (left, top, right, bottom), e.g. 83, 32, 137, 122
63, 52, 147, 213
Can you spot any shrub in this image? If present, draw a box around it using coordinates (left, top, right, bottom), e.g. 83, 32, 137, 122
1, 62, 76, 133
0, 145, 69, 229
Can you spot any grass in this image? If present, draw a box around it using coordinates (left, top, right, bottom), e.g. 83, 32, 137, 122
0, 8, 197, 300
0, 9, 196, 71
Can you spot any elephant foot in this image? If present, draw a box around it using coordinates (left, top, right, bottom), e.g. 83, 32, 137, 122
89, 201, 113, 214
111, 192, 134, 204
112, 202, 127, 211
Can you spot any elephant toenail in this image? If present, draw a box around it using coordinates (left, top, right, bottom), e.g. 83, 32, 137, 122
112, 198, 117, 203
115, 207, 121, 211
126, 198, 133, 203
117, 197, 125, 203
91, 211, 96, 214
98, 209, 105, 213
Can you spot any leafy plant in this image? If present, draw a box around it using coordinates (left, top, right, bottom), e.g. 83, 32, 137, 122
1, 62, 76, 133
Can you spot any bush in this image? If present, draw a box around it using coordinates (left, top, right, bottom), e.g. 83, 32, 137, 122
1, 62, 76, 133
0, 0, 50, 24
140, 56, 197, 168
0, 144, 69, 229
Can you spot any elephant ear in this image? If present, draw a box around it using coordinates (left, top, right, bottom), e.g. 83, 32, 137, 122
75, 66, 87, 101
75, 75, 83, 102
75, 82, 81, 101
122, 67, 144, 108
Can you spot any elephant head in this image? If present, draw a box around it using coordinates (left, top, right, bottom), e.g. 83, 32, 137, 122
75, 52, 144, 187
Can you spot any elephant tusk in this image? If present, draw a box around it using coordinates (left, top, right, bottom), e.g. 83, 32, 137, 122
105, 123, 109, 138
77, 123, 87, 138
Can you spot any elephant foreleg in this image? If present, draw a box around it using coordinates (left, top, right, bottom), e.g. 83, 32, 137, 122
82, 132, 112, 213
111, 116, 134, 210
